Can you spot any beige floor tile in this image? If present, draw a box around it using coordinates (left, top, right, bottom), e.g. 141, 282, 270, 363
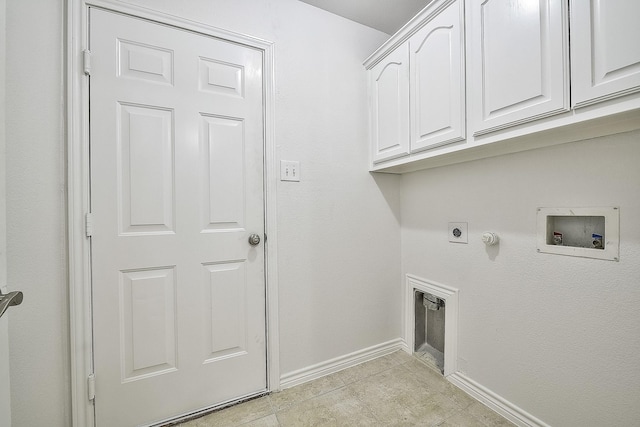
365, 392, 461, 426
180, 396, 274, 427
241, 414, 280, 427
400, 358, 450, 394
348, 364, 463, 426
348, 364, 435, 403
439, 410, 487, 427
176, 354, 514, 427
334, 352, 407, 385
269, 373, 345, 410
276, 387, 380, 427
401, 358, 476, 410
385, 349, 415, 365
440, 382, 477, 410
466, 402, 516, 427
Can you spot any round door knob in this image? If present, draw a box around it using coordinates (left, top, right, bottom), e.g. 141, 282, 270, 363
248, 233, 261, 246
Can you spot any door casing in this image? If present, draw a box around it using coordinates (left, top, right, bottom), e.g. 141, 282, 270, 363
1, 0, 11, 422
66, 1, 280, 426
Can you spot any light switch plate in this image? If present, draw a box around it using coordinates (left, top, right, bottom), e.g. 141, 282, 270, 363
280, 160, 300, 182
448, 222, 468, 243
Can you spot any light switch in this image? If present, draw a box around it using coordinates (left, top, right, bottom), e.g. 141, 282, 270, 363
280, 160, 300, 182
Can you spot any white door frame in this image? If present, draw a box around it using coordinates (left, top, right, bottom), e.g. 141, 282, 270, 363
66, 1, 280, 425
1, 0, 12, 424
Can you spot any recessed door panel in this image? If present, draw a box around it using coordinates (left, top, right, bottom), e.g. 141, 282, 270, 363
416, 28, 453, 138
571, 0, 640, 106
482, 0, 543, 116
118, 39, 174, 86
468, 0, 569, 135
409, 0, 465, 152
203, 262, 247, 362
118, 103, 175, 234
370, 45, 409, 163
377, 65, 403, 153
201, 115, 245, 232
120, 267, 177, 381
199, 57, 244, 98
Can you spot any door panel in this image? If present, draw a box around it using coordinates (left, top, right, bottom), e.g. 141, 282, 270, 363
203, 261, 248, 361
201, 115, 246, 231
467, 0, 569, 135
118, 103, 175, 234
571, 0, 640, 107
370, 45, 410, 164
121, 266, 177, 382
89, 8, 266, 426
409, 0, 465, 152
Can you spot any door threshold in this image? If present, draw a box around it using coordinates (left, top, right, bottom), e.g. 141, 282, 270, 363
152, 390, 270, 427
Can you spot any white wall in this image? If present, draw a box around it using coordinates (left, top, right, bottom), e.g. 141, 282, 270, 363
5, 0, 400, 425
6, 0, 70, 426
401, 130, 640, 426
1, 0, 12, 425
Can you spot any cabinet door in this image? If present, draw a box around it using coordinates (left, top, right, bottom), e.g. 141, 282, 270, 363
410, 0, 465, 153
571, 0, 640, 108
370, 45, 410, 164
467, 0, 569, 136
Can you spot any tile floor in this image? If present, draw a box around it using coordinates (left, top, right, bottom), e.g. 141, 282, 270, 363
177, 350, 515, 427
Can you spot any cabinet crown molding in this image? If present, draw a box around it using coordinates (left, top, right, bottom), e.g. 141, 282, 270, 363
363, 0, 458, 70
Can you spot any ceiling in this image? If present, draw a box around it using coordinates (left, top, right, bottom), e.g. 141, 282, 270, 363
297, 0, 433, 35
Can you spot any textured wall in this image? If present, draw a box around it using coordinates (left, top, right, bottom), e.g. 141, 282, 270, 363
6, 0, 70, 426
401, 130, 640, 426
5, 1, 399, 425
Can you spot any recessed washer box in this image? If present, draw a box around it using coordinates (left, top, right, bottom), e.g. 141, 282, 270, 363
536, 207, 619, 261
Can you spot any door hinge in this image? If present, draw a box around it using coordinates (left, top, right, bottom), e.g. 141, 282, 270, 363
87, 373, 96, 401
83, 49, 91, 76
85, 213, 94, 237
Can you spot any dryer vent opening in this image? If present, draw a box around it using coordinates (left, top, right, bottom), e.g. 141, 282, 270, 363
414, 290, 445, 374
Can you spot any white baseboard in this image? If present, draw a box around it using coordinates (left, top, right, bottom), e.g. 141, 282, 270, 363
279, 338, 407, 390
448, 372, 550, 427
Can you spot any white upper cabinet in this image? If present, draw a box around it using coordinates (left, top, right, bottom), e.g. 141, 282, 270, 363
409, 0, 465, 153
467, 0, 569, 136
570, 0, 640, 107
370, 44, 410, 164
364, 0, 640, 172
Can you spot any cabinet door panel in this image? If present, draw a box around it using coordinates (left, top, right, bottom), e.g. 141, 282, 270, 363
571, 0, 640, 107
370, 45, 410, 164
410, 0, 465, 153
468, 0, 569, 135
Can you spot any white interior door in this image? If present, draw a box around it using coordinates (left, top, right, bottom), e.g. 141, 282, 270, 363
89, 8, 266, 426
